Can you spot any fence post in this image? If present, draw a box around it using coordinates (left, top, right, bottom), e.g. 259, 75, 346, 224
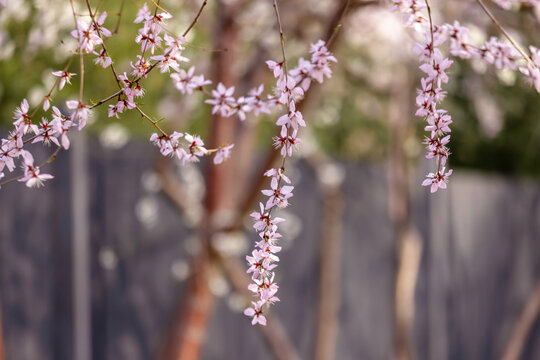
70, 131, 91, 360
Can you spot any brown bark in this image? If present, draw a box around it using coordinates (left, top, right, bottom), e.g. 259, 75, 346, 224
501, 280, 540, 360
156, 1, 240, 358
206, 0, 240, 214
387, 65, 421, 360
312, 162, 345, 360
156, 251, 216, 360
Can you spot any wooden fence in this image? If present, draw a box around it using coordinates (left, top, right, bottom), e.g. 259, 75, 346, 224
0, 136, 539, 360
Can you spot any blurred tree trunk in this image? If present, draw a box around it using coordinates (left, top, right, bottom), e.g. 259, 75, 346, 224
388, 65, 421, 360
156, 1, 240, 359
312, 159, 345, 360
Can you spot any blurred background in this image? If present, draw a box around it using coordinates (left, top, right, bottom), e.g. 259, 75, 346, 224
1, 0, 540, 359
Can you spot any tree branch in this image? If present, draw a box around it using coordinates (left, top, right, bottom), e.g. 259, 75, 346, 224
501, 280, 540, 360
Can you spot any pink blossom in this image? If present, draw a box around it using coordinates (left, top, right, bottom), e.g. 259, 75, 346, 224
50, 106, 72, 149
419, 49, 453, 87
261, 176, 294, 210
12, 99, 37, 135
134, 3, 151, 24
422, 168, 453, 193
32, 118, 60, 147
205, 83, 237, 117
213, 144, 234, 165
66, 100, 90, 130
52, 70, 76, 90
244, 301, 267, 326
266, 60, 284, 79
276, 76, 304, 104
276, 102, 305, 130
93, 49, 112, 68
18, 154, 54, 188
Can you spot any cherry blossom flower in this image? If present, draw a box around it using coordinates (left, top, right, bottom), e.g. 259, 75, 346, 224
108, 101, 125, 119
261, 176, 294, 210
93, 49, 112, 68
43, 95, 51, 111
276, 102, 305, 130
276, 76, 304, 104
422, 167, 454, 193
519, 46, 540, 92
244, 301, 267, 326
32, 119, 60, 147
71, 13, 111, 54
247, 85, 271, 116
419, 49, 454, 87
52, 70, 76, 90
183, 133, 208, 164
213, 144, 234, 165
18, 153, 54, 188
50, 106, 72, 149
12, 99, 37, 134
134, 3, 151, 24
66, 100, 90, 130
171, 67, 212, 95
205, 83, 237, 117
266, 60, 284, 79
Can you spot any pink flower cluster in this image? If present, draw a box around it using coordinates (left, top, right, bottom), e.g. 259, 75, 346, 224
71, 11, 111, 54
149, 131, 233, 165
244, 40, 336, 325
1, 91, 90, 188
0, 9, 115, 187
0, 3, 230, 189
392, 0, 540, 193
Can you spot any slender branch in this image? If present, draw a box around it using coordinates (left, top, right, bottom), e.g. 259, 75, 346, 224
476, 0, 534, 66
501, 280, 540, 360
79, 52, 85, 101
113, 0, 126, 34
29, 55, 76, 119
424, 0, 434, 48
182, 0, 208, 37
326, 0, 350, 47
227, 0, 353, 232
135, 105, 169, 136
0, 146, 62, 187
272, 0, 288, 75
85, 0, 122, 89
89, 89, 124, 109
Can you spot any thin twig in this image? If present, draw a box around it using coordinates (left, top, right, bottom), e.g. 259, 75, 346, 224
476, 0, 534, 66
135, 105, 168, 136
182, 0, 208, 37
113, 0, 126, 34
84, 0, 122, 89
0, 146, 62, 187
228, 0, 353, 232
29, 55, 76, 119
501, 280, 540, 360
272, 0, 288, 76
326, 0, 350, 47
